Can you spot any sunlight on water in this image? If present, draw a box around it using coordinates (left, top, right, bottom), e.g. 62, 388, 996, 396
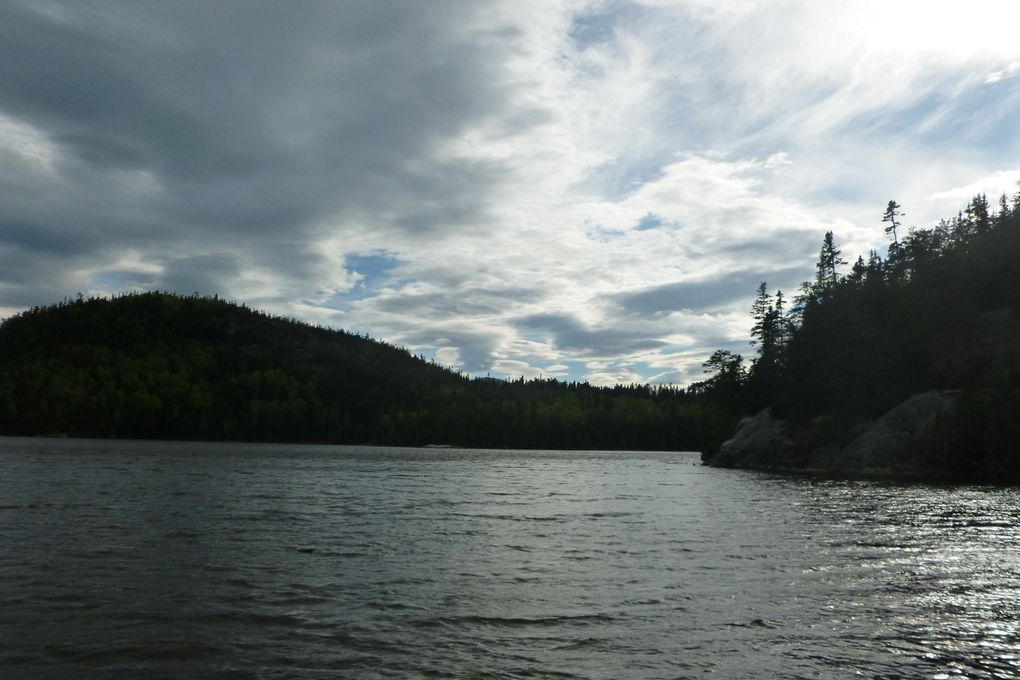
0, 437, 1018, 678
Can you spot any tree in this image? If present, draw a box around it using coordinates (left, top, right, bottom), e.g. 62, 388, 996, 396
815, 230, 846, 291
882, 200, 904, 244
966, 193, 991, 233
997, 193, 1011, 226
749, 281, 771, 349
749, 283, 787, 369
702, 349, 745, 386
772, 289, 788, 352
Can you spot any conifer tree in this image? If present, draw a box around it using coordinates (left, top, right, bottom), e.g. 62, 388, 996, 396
882, 200, 904, 244
815, 230, 846, 291
773, 289, 787, 351
749, 281, 771, 349
966, 193, 991, 233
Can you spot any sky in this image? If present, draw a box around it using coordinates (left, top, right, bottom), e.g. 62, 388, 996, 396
2, 0, 1019, 386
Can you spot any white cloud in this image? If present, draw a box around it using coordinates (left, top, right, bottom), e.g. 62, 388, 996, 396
929, 170, 1020, 204
0, 113, 60, 172
435, 347, 462, 369
586, 367, 646, 387
985, 62, 1019, 84
490, 359, 570, 381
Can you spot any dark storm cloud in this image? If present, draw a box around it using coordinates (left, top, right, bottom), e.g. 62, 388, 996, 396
371, 286, 545, 317
156, 253, 241, 297
0, 0, 543, 307
519, 313, 666, 357
1, 220, 100, 256
613, 266, 807, 315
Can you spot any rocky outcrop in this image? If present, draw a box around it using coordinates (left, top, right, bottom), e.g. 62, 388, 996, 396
836, 390, 960, 475
707, 390, 963, 478
709, 408, 800, 470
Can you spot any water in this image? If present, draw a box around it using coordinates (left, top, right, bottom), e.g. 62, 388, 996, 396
0, 437, 1018, 679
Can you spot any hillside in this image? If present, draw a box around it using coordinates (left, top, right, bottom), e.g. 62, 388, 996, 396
0, 292, 718, 449
701, 192, 1020, 482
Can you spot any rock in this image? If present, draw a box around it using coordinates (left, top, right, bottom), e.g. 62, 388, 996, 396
837, 389, 960, 475
709, 408, 799, 469
709, 391, 964, 478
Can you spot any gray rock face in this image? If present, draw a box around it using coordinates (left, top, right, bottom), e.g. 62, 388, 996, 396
709, 408, 798, 469
709, 390, 962, 478
838, 389, 960, 475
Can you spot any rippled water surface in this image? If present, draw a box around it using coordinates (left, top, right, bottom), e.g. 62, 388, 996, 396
1, 437, 1018, 678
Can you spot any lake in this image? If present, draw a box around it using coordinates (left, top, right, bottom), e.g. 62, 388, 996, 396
0, 437, 1017, 678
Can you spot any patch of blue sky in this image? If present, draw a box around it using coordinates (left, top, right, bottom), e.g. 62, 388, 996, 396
576, 154, 670, 202
568, 11, 615, 48
635, 213, 664, 231
346, 252, 402, 289
837, 79, 1019, 152
923, 81, 1020, 155
568, 2, 643, 50
319, 251, 408, 307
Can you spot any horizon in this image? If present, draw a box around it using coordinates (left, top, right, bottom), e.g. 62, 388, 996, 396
2, 1, 1019, 386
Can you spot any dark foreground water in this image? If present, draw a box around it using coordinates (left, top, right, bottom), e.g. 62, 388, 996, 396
0, 438, 1018, 679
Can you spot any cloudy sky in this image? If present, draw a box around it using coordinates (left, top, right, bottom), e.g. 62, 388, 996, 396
2, 1, 1019, 385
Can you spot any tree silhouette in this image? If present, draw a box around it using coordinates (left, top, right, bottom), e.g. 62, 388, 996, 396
882, 200, 904, 244
966, 193, 991, 233
815, 230, 846, 292
749, 281, 771, 349
703, 349, 743, 376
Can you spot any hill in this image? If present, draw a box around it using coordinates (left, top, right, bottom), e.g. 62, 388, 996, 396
0, 292, 717, 449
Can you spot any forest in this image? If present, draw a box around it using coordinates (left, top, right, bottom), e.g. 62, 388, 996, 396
701, 190, 1020, 479
0, 291, 734, 451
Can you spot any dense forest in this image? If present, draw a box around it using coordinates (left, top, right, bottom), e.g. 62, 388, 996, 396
702, 190, 1020, 479
0, 292, 733, 450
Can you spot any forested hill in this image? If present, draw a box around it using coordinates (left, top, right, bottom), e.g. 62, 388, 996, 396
0, 292, 724, 449
701, 191, 1020, 481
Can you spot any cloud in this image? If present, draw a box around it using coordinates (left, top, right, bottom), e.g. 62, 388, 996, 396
489, 359, 570, 381
615, 266, 806, 316
985, 62, 1019, 85
156, 253, 242, 297
929, 171, 1020, 204
519, 312, 667, 357
2, 0, 1018, 383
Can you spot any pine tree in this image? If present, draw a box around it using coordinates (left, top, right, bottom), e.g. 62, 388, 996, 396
849, 255, 867, 285
882, 200, 904, 244
773, 289, 788, 352
967, 193, 991, 233
749, 281, 771, 349
816, 230, 846, 291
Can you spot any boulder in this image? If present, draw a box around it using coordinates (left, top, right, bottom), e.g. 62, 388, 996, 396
709, 408, 799, 469
837, 389, 961, 475
709, 391, 964, 478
